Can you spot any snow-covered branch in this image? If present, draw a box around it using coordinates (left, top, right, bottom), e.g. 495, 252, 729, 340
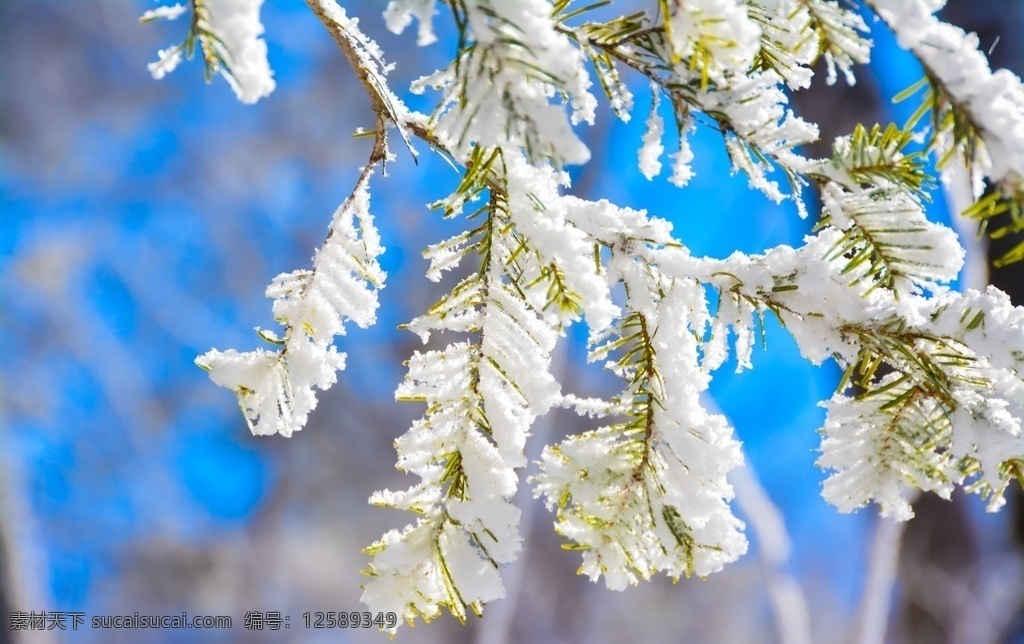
147, 0, 1024, 633
196, 127, 388, 437
867, 0, 1024, 265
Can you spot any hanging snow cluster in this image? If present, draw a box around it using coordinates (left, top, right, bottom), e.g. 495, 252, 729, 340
196, 175, 385, 437
143, 0, 275, 103
396, 0, 598, 166
535, 244, 748, 589
150, 0, 1024, 633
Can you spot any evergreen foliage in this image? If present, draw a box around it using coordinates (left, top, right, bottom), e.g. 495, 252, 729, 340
146, 0, 1024, 632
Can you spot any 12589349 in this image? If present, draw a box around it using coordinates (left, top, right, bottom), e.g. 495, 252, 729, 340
302, 611, 398, 629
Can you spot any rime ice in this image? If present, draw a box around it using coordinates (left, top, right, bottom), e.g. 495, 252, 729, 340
157, 0, 1024, 632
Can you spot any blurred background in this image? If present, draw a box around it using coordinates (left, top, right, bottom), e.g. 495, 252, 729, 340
2, 1, 1024, 642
